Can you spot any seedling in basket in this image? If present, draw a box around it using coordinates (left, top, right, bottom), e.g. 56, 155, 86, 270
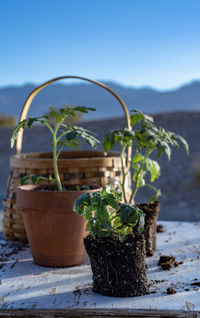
103, 110, 189, 204
11, 106, 100, 191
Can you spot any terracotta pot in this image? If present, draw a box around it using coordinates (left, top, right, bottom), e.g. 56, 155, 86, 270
84, 233, 148, 297
137, 201, 160, 256
16, 184, 100, 267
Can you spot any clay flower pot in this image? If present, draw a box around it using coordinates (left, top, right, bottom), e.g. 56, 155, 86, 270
137, 201, 160, 256
16, 184, 100, 267
84, 233, 148, 297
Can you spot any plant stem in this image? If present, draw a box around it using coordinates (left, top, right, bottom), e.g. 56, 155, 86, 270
53, 132, 62, 191
44, 121, 63, 191
120, 143, 128, 203
129, 148, 153, 203
52, 115, 70, 191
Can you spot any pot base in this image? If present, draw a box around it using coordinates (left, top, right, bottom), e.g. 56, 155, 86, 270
33, 254, 85, 267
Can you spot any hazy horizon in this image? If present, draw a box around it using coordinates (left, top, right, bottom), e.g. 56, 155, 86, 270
1, 78, 200, 93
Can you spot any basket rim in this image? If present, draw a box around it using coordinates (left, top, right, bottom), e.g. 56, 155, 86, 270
10, 150, 124, 169
11, 150, 122, 160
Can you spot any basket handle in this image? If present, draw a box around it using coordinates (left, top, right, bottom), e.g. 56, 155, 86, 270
15, 76, 132, 166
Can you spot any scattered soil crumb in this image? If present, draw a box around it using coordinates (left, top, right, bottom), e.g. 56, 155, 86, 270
191, 282, 200, 287
167, 287, 176, 294
73, 285, 81, 296
154, 279, 166, 283
156, 224, 165, 233
174, 261, 184, 267
158, 255, 184, 270
158, 255, 175, 270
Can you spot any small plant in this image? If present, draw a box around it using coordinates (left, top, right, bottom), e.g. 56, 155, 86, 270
20, 174, 54, 186
73, 188, 144, 243
46, 105, 83, 125
103, 110, 189, 204
11, 106, 100, 191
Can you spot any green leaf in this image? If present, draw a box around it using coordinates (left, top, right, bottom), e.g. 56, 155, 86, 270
74, 106, 96, 113
27, 117, 39, 128
119, 203, 140, 225
65, 130, 78, 141
157, 141, 171, 160
132, 153, 144, 165
148, 189, 161, 203
133, 167, 146, 187
138, 210, 145, 233
31, 175, 40, 184
151, 160, 160, 182
102, 194, 119, 209
130, 111, 144, 125
86, 221, 92, 232
146, 159, 160, 182
130, 109, 153, 126
103, 129, 134, 154
72, 125, 100, 149
103, 136, 112, 153
118, 233, 126, 243
176, 135, 189, 155
20, 175, 29, 185
11, 120, 27, 148
113, 215, 121, 228
73, 193, 91, 215
83, 207, 93, 221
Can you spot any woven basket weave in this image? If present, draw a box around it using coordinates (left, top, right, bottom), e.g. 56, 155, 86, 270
2, 76, 131, 242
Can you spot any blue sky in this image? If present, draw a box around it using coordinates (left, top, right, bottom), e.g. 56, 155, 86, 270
1, 0, 200, 89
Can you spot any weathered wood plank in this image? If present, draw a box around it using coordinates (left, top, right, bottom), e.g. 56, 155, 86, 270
0, 308, 199, 317
0, 221, 200, 317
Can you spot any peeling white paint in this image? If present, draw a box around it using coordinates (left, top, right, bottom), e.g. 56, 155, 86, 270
0, 221, 200, 313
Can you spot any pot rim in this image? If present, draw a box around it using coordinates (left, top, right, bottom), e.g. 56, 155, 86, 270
17, 183, 101, 193
16, 184, 101, 212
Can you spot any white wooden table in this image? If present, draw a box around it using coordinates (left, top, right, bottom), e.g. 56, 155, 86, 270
0, 221, 200, 317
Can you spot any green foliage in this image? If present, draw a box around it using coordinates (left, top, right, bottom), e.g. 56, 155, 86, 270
20, 174, 53, 186
11, 106, 99, 191
46, 105, 83, 125
75, 185, 90, 191
73, 188, 145, 242
103, 109, 189, 203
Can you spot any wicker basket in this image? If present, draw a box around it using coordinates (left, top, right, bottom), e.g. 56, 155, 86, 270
2, 76, 131, 241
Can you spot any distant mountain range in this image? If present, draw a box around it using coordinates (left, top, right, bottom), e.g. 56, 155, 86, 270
1, 80, 200, 121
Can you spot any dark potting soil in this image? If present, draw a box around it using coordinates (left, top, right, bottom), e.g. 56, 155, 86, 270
158, 255, 184, 270
84, 233, 148, 297
137, 201, 160, 256
158, 255, 175, 270
35, 185, 98, 192
156, 224, 165, 233
167, 287, 176, 294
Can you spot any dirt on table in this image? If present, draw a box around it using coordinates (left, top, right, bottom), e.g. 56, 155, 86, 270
158, 255, 184, 270
167, 287, 176, 294
156, 224, 165, 233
